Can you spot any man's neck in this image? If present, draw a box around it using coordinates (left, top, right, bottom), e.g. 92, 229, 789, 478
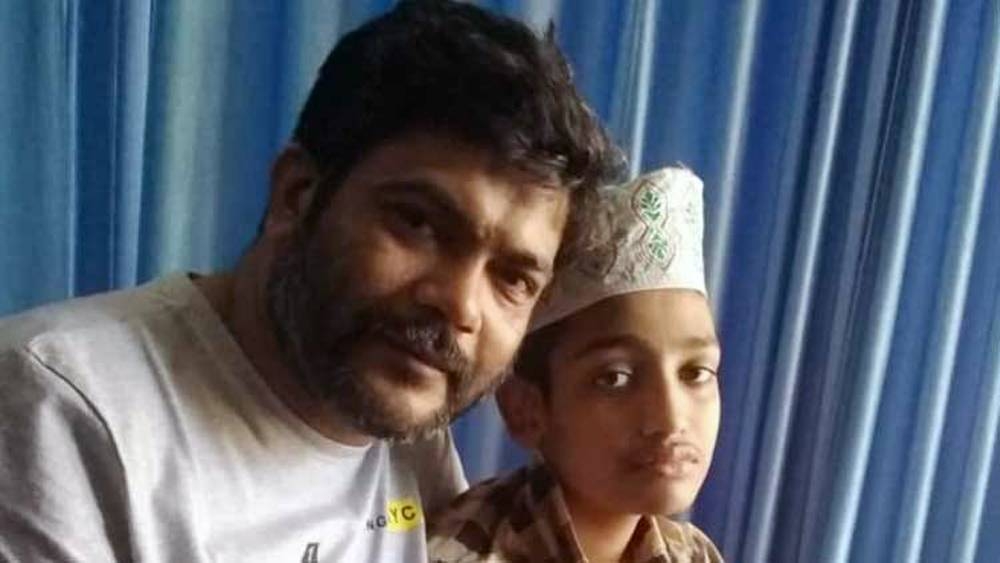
192, 258, 374, 447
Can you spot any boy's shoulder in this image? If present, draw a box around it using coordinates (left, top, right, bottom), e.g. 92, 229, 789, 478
653, 515, 725, 562
428, 463, 726, 562
427, 464, 572, 562
428, 464, 543, 536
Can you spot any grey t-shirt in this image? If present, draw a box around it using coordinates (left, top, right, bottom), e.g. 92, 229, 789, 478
0, 275, 466, 562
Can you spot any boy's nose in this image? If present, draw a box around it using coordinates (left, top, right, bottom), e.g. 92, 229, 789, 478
640, 372, 690, 438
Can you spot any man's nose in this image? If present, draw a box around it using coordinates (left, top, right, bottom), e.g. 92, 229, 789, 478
412, 256, 486, 335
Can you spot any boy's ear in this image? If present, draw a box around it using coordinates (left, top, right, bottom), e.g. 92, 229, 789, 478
263, 143, 320, 237
496, 376, 546, 450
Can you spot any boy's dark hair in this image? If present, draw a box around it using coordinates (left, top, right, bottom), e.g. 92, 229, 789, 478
511, 320, 566, 397
292, 0, 624, 264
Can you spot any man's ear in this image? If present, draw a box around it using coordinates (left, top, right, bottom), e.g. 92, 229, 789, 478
496, 376, 546, 450
262, 143, 321, 237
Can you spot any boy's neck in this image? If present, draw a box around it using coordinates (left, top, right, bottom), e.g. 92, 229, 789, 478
563, 494, 641, 562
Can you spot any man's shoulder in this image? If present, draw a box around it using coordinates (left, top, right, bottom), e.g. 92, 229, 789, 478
0, 274, 192, 352
0, 274, 214, 413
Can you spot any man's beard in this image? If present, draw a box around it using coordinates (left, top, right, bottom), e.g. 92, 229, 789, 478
265, 229, 508, 442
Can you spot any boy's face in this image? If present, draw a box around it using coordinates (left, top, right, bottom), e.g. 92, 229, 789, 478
532, 289, 721, 517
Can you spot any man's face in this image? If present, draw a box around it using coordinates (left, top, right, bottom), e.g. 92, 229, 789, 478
267, 133, 570, 441
536, 289, 721, 516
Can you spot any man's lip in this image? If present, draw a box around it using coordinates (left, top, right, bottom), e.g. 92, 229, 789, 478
378, 332, 449, 375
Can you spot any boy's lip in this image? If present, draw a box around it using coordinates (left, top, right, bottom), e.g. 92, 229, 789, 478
626, 439, 703, 476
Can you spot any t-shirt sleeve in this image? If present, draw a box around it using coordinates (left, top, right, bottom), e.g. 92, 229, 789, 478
0, 348, 133, 562
400, 428, 468, 520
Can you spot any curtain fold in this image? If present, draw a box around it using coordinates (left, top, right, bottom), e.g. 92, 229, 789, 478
820, 0, 947, 560
1, 1, 998, 561
946, 12, 1000, 561
891, 8, 996, 562
742, 0, 862, 560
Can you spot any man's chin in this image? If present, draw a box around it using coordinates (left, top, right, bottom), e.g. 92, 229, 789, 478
348, 405, 450, 443
335, 365, 452, 441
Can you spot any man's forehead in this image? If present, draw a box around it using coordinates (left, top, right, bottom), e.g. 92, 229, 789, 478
340, 130, 571, 255
351, 130, 565, 188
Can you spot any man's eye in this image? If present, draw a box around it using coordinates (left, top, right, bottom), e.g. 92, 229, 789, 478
594, 369, 632, 390
388, 203, 434, 238
495, 269, 539, 304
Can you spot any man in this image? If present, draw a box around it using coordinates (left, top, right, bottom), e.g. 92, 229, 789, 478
0, 1, 623, 561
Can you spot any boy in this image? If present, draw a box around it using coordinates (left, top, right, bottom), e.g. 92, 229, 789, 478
429, 167, 724, 562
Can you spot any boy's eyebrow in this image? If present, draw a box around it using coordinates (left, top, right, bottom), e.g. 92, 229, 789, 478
572, 333, 720, 357
677, 335, 721, 350
569, 334, 650, 359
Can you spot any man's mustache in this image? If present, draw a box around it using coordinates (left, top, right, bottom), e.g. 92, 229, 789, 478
342, 309, 475, 382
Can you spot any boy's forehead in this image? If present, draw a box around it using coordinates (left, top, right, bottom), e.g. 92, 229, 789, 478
552, 290, 718, 355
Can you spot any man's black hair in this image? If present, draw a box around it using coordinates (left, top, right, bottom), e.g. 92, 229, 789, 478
291, 0, 625, 263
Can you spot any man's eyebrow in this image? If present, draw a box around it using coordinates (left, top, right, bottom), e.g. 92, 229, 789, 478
377, 179, 475, 232
377, 178, 554, 276
500, 251, 553, 278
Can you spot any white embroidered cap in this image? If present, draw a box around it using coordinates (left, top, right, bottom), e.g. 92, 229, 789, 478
529, 166, 707, 332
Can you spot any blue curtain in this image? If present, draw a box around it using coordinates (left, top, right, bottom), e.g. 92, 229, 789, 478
1, 1, 998, 561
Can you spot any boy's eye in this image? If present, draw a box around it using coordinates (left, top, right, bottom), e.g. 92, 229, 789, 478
594, 369, 633, 390
682, 366, 718, 385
